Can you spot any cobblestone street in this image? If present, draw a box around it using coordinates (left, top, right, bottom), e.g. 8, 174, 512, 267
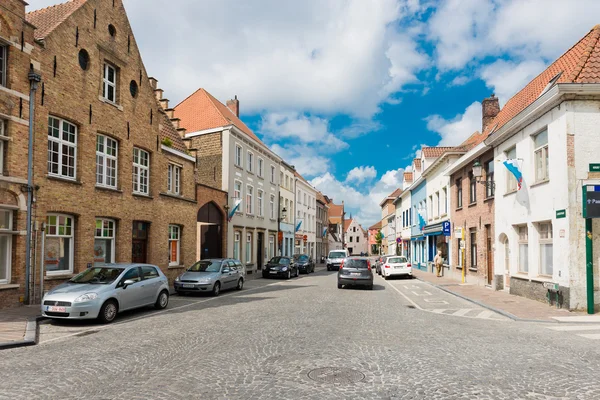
3, 270, 600, 399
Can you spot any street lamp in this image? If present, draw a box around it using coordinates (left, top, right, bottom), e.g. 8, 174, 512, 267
281, 207, 287, 221
472, 159, 495, 190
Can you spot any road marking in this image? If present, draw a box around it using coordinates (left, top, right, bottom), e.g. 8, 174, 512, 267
576, 333, 600, 339
452, 309, 473, 317
475, 310, 495, 319
39, 280, 283, 346
424, 299, 448, 304
383, 279, 423, 310
547, 325, 600, 332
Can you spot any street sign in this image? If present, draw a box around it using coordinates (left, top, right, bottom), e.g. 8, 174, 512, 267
454, 227, 463, 237
556, 209, 566, 219
583, 185, 600, 218
543, 282, 559, 291
442, 221, 451, 236
459, 241, 465, 249
303, 235, 308, 242
396, 237, 401, 243
590, 164, 600, 172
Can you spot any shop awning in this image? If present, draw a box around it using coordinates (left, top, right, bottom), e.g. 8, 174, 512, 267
423, 222, 444, 236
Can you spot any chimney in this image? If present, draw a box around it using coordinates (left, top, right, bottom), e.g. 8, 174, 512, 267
482, 94, 500, 132
226, 95, 239, 117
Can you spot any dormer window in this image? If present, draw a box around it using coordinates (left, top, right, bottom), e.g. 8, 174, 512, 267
539, 72, 562, 98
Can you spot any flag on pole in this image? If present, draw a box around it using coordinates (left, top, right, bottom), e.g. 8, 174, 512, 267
322, 227, 328, 238
418, 209, 426, 231
227, 199, 242, 222
503, 159, 523, 190
295, 220, 302, 232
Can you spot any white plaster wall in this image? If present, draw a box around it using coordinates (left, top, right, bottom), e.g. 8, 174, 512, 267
296, 178, 317, 258
346, 219, 368, 255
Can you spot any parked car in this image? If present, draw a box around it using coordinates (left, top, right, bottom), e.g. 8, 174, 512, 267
41, 264, 169, 323
337, 257, 373, 290
174, 259, 244, 296
376, 255, 390, 275
381, 255, 412, 279
326, 250, 348, 271
293, 254, 315, 274
263, 256, 298, 279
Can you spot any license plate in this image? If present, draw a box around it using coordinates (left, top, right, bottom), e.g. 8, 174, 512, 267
351, 272, 361, 276
182, 284, 195, 288
47, 306, 66, 312
270, 271, 278, 274
395, 266, 403, 269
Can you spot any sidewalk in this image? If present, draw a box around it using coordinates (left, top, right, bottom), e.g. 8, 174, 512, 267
412, 269, 584, 322
0, 305, 40, 349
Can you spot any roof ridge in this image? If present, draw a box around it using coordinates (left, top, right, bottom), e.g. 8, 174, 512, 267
566, 25, 600, 82
26, 0, 87, 39
173, 87, 206, 110
201, 89, 231, 127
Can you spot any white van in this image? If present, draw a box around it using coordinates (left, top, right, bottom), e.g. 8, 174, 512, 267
326, 249, 349, 271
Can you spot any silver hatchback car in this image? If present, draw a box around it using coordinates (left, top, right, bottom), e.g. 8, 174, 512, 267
174, 259, 245, 296
41, 263, 170, 323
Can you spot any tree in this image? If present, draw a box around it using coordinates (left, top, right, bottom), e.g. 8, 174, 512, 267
375, 230, 384, 254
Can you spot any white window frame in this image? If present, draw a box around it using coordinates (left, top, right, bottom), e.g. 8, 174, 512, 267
506, 147, 518, 192
96, 134, 118, 188
470, 229, 477, 269
234, 180, 243, 213
518, 225, 529, 273
45, 214, 74, 275
169, 225, 181, 266
270, 165, 275, 183
168, 163, 182, 195
270, 195, 275, 219
247, 150, 254, 173
0, 208, 13, 284
456, 178, 463, 208
234, 231, 241, 260
246, 185, 254, 215
269, 235, 275, 259
246, 232, 252, 263
132, 147, 150, 195
258, 157, 264, 178
235, 144, 242, 167
94, 218, 115, 266
257, 189, 264, 217
533, 130, 549, 183
538, 221, 553, 276
48, 116, 77, 179
0, 44, 6, 87
103, 62, 117, 103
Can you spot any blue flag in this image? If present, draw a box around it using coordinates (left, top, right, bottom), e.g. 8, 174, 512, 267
295, 220, 302, 232
227, 199, 242, 222
503, 159, 523, 190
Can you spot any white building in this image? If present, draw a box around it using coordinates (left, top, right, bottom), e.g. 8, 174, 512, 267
345, 219, 368, 255
395, 172, 412, 258
486, 25, 600, 310
295, 172, 317, 258
279, 162, 296, 257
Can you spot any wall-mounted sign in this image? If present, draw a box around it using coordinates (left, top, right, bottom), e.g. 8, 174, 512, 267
556, 209, 566, 219
583, 185, 600, 218
442, 221, 451, 236
589, 164, 600, 172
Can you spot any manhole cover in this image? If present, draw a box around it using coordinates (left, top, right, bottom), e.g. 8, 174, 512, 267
308, 367, 365, 384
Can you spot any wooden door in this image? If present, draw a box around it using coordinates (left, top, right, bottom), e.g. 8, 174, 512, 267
486, 226, 493, 285
132, 239, 147, 263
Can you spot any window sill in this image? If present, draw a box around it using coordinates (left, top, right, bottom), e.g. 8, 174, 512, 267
512, 273, 529, 280
168, 264, 185, 269
159, 192, 197, 203
234, 164, 243, 170
0, 284, 19, 291
440, 213, 447, 218
504, 189, 517, 197
468, 268, 478, 272
45, 274, 75, 281
484, 196, 494, 203
95, 185, 122, 193
132, 192, 153, 199
98, 95, 124, 111
530, 179, 550, 188
46, 175, 82, 185
455, 207, 463, 212
468, 202, 477, 207
531, 275, 554, 283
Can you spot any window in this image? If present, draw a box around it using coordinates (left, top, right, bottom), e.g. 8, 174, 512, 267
469, 172, 476, 203
234, 180, 242, 201
270, 195, 275, 219
349, 236, 353, 242
132, 148, 149, 195
0, 45, 6, 86
538, 222, 553, 276
285, 175, 289, 189
269, 235, 275, 259
246, 233, 252, 263
534, 130, 549, 182
234, 231, 241, 260
443, 187, 448, 214
298, 190, 302, 204
257, 189, 264, 217
518, 225, 529, 273
247, 151, 254, 173
94, 218, 115, 266
485, 160, 495, 198
129, 80, 138, 97
435, 192, 440, 217
141, 266, 159, 280
470, 229, 477, 269
456, 178, 463, 208
169, 225, 180, 266
258, 157, 264, 178
96, 135, 118, 188
428, 195, 433, 218
103, 62, 117, 103
0, 120, 6, 174
168, 163, 181, 195
356, 236, 359, 242
246, 185, 254, 214
235, 144, 242, 167
78, 49, 90, 70
457, 238, 464, 268
45, 214, 74, 274
280, 172, 283, 184
270, 165, 275, 183
304, 193, 307, 205
48, 116, 77, 179
505, 147, 517, 192
0, 209, 12, 284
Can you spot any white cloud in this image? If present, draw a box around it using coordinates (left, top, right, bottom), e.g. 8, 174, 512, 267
449, 75, 470, 87
270, 144, 332, 178
425, 101, 481, 146
345, 166, 377, 184
479, 59, 546, 105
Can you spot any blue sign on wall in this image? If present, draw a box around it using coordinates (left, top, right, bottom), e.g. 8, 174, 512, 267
442, 221, 451, 236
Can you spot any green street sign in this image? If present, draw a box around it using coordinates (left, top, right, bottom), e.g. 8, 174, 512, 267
590, 164, 600, 172
556, 209, 566, 219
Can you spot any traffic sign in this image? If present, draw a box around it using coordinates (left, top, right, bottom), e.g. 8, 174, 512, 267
396, 237, 401, 243
454, 227, 463, 237
303, 235, 308, 242
583, 185, 600, 218
442, 221, 451, 236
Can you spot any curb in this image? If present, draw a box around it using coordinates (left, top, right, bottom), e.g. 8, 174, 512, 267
0, 315, 44, 350
414, 276, 560, 324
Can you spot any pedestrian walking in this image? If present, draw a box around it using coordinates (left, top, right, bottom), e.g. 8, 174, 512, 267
434, 250, 444, 277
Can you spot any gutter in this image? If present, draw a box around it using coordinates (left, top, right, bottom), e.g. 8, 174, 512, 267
444, 142, 490, 176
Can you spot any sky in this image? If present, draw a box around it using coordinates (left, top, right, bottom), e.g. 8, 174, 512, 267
29, 0, 600, 227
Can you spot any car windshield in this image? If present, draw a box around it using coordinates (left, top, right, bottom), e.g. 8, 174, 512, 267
69, 267, 124, 284
294, 255, 309, 262
344, 259, 369, 269
269, 257, 290, 265
329, 252, 346, 259
188, 260, 221, 272
388, 256, 408, 264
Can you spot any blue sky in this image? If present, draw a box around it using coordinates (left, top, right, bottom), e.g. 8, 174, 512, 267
30, 0, 600, 226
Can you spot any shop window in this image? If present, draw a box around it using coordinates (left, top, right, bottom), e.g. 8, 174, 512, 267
0, 209, 13, 284
94, 218, 115, 266
45, 214, 74, 275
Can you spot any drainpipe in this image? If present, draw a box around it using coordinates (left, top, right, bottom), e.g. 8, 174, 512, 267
25, 68, 41, 305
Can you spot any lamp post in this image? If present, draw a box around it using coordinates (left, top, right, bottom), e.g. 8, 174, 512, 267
278, 206, 287, 256
472, 159, 495, 190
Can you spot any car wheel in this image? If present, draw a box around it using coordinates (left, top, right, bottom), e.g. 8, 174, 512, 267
384, 275, 389, 280
212, 282, 221, 296
337, 283, 343, 289
155, 290, 169, 310
98, 300, 118, 324
287, 270, 291, 279
236, 278, 244, 290
368, 285, 374, 290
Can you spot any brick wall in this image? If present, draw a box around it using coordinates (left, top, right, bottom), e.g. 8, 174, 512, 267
188, 132, 222, 188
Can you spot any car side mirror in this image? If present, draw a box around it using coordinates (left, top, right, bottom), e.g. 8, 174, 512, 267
122, 279, 135, 289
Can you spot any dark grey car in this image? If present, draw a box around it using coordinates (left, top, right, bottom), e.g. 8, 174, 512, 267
293, 254, 315, 274
174, 259, 244, 296
337, 257, 373, 290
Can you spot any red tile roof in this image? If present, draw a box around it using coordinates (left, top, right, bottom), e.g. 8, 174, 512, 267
344, 218, 353, 232
26, 0, 87, 40
368, 221, 382, 230
159, 110, 187, 153
328, 203, 344, 218
457, 131, 484, 151
389, 188, 402, 198
174, 88, 266, 147
422, 147, 456, 158
485, 25, 600, 138
413, 158, 421, 171
316, 192, 327, 205
403, 172, 413, 181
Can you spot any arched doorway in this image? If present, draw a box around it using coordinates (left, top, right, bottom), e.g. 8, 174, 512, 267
197, 202, 224, 260
499, 233, 510, 289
